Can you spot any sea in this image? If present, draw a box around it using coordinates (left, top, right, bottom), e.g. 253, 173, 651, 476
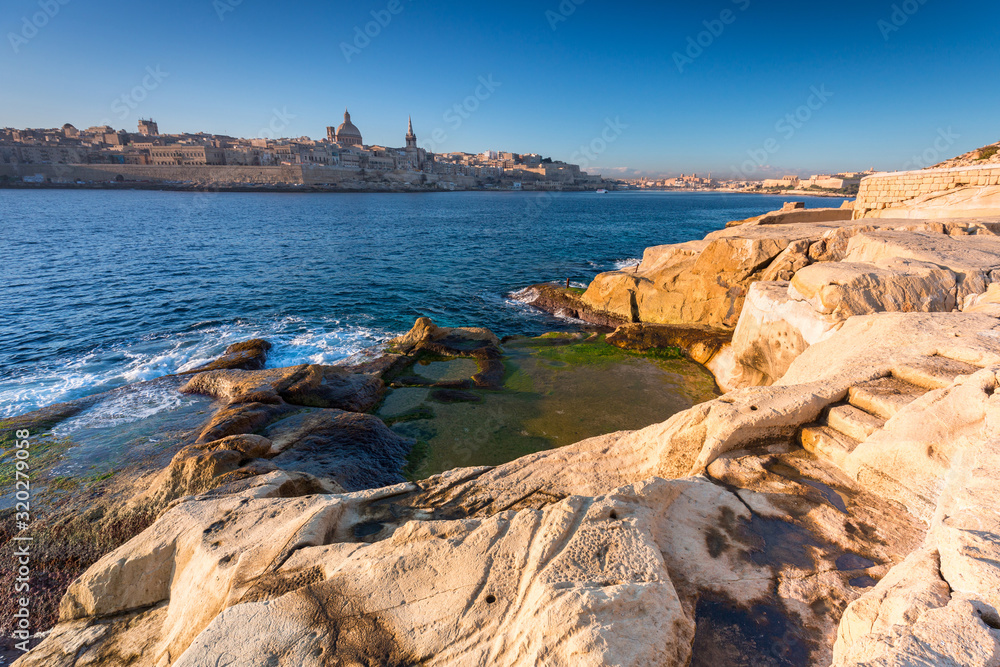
0, 189, 845, 419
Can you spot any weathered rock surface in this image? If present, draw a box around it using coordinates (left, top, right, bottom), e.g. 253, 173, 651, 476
265, 409, 413, 492
604, 322, 732, 368
21, 302, 1000, 666
580, 223, 849, 328
388, 317, 507, 389
511, 284, 626, 328
181, 338, 272, 373
142, 358, 409, 505
389, 316, 501, 356
181, 363, 383, 413
18, 208, 1000, 666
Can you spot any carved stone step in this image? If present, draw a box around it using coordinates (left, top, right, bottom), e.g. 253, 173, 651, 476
892, 357, 982, 391
848, 377, 926, 421
825, 404, 885, 442
801, 425, 860, 468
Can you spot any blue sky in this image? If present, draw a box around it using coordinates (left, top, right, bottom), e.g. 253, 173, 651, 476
1, 0, 998, 177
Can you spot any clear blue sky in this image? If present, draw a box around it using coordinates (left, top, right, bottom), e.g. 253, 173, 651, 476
2, 0, 998, 177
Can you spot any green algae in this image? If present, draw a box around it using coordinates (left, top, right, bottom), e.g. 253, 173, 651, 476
412, 358, 480, 383
0, 435, 73, 488
384, 334, 720, 480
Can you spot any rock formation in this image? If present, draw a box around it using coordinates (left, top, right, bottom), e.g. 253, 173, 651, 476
15, 177, 1000, 665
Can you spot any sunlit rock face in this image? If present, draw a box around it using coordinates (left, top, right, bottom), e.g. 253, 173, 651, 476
17, 209, 1000, 667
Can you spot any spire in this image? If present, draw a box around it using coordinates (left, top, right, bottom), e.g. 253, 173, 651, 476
344, 109, 351, 122
405, 115, 417, 149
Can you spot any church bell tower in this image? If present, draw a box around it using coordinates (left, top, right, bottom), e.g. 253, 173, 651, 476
405, 116, 417, 149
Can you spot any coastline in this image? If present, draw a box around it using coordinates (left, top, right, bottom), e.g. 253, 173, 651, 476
8, 185, 1000, 665
0, 181, 852, 197
0, 181, 605, 194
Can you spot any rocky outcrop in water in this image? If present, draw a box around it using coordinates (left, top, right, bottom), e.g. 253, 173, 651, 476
180, 339, 273, 373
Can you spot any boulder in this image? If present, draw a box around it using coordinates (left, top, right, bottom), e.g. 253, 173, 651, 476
180, 364, 382, 413
605, 322, 732, 366
264, 410, 414, 492
182, 339, 272, 374
389, 317, 501, 357
581, 222, 853, 328
141, 434, 275, 506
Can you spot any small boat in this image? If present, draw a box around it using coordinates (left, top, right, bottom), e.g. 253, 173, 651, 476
596, 188, 608, 194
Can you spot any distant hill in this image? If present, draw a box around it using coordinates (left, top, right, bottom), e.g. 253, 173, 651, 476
933, 140, 1000, 169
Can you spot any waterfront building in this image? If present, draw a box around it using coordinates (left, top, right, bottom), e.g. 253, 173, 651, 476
149, 145, 226, 166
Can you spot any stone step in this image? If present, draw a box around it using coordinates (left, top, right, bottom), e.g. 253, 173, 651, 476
848, 377, 926, 421
825, 404, 885, 442
801, 425, 860, 468
892, 357, 982, 391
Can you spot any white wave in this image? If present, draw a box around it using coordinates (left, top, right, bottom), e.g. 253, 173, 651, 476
611, 257, 642, 270
52, 382, 195, 436
266, 325, 394, 368
0, 316, 400, 419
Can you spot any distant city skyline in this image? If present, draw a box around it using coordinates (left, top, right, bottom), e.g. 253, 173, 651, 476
2, 0, 999, 178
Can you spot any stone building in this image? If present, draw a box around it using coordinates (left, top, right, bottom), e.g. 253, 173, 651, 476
149, 145, 226, 166
138, 119, 159, 136
402, 116, 427, 170
333, 110, 363, 146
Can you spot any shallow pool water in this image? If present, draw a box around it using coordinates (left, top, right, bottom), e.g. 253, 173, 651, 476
383, 336, 720, 479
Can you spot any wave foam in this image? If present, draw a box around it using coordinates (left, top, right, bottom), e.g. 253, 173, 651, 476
52, 381, 194, 436
611, 258, 642, 270
0, 316, 398, 419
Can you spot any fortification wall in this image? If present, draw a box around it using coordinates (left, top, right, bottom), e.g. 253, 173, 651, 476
0, 163, 308, 184
855, 165, 1000, 219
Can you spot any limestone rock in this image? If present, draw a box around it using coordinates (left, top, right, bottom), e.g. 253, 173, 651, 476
182, 339, 272, 374
581, 222, 851, 328
791, 258, 958, 319
389, 317, 501, 356
605, 322, 732, 366
511, 283, 626, 327
963, 282, 1000, 314
264, 409, 414, 492
279, 364, 384, 411
180, 364, 382, 413
21, 216, 1000, 667
723, 281, 842, 389
141, 434, 275, 507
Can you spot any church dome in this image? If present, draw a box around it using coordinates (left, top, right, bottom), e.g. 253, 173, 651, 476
336, 110, 363, 145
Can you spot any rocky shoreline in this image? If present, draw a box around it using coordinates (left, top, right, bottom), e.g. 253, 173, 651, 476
7, 170, 1000, 665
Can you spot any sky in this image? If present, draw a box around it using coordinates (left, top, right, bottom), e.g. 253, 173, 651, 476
1, 0, 998, 178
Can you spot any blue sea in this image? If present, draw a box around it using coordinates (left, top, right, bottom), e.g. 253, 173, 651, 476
0, 189, 845, 418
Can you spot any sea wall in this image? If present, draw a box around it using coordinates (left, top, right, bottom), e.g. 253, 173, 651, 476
0, 164, 565, 190
854, 165, 1000, 219
0, 163, 308, 185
